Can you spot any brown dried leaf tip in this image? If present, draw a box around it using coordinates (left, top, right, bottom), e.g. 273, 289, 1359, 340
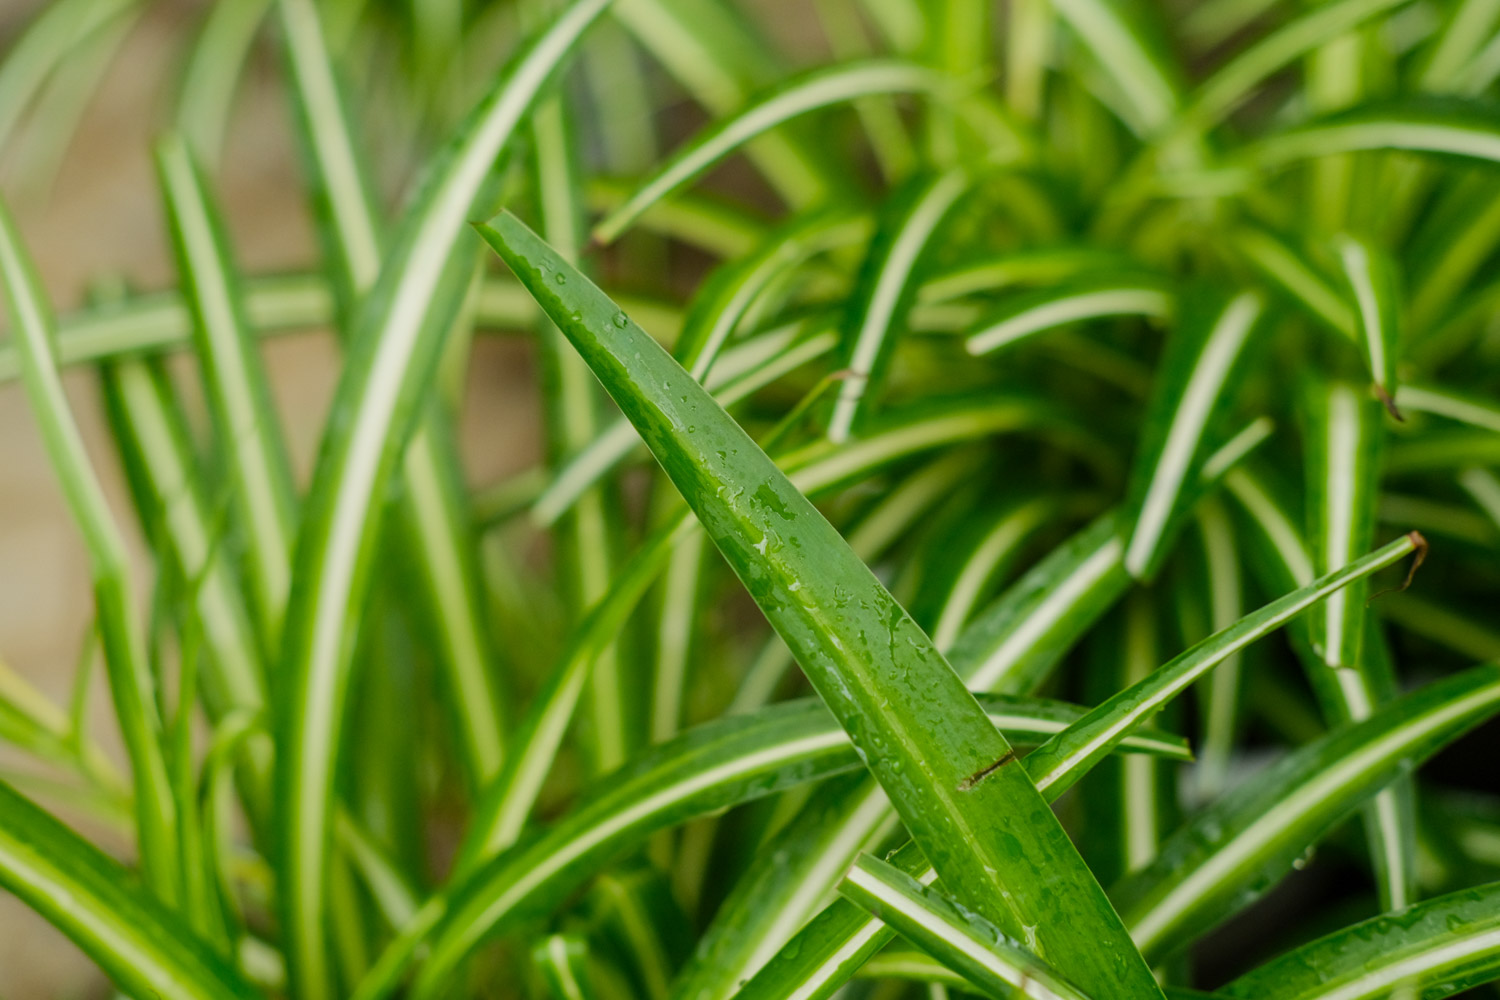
1368, 531, 1428, 605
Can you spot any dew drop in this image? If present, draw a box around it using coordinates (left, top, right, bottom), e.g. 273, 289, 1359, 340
613, 312, 629, 328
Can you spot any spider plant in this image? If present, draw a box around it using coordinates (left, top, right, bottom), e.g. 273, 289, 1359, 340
1, 0, 1500, 998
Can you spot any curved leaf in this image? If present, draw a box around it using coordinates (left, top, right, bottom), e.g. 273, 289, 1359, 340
593, 61, 946, 244
478, 209, 1165, 1000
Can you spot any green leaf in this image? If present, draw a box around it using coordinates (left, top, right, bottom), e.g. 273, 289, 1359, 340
1251, 103, 1500, 169
1227, 881, 1500, 999
156, 133, 299, 650
1333, 236, 1404, 412
478, 208, 1165, 1000
0, 201, 181, 905
1114, 662, 1500, 958
963, 275, 1173, 356
1021, 531, 1421, 800
355, 694, 1185, 1000
1123, 291, 1263, 580
0, 778, 259, 1000
1181, 0, 1410, 126
593, 61, 946, 244
273, 4, 614, 997
829, 168, 970, 442
840, 853, 1091, 1000
277, 0, 512, 790
533, 934, 602, 1000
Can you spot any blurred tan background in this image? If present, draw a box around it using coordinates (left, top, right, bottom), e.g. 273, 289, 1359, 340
0, 1, 542, 994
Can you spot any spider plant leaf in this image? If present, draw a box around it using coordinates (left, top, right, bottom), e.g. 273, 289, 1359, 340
963, 275, 1173, 356
829, 168, 971, 442
1394, 383, 1500, 433
611, 0, 833, 204
156, 133, 299, 650
273, 3, 613, 996
946, 512, 1131, 694
1182, 0, 1411, 126
1251, 103, 1500, 169
1122, 291, 1263, 580
1226, 880, 1500, 1000
0, 201, 181, 905
0, 0, 135, 153
467, 396, 1065, 866
1302, 382, 1417, 910
585, 178, 766, 258
533, 320, 840, 526
1047, 0, 1180, 134
0, 778, 259, 1000
1333, 236, 1404, 412
839, 853, 1091, 1000
1022, 531, 1421, 800
533, 934, 601, 1000
674, 208, 869, 383
1234, 227, 1356, 338
927, 497, 1054, 652
592, 61, 946, 244
358, 693, 1185, 1000
528, 73, 640, 773
478, 208, 1165, 1000
176, 0, 271, 170
278, 0, 512, 790
949, 420, 1268, 697
919, 247, 1138, 305
1115, 662, 1500, 959
1303, 382, 1384, 672
668, 774, 900, 1000
98, 358, 272, 819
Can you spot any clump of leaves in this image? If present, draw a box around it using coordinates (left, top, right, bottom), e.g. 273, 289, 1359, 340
1, 1, 1500, 999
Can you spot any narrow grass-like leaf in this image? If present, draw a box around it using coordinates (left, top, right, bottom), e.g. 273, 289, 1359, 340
0, 202, 180, 904
176, 0, 270, 169
1251, 104, 1500, 169
274, 4, 613, 997
964, 275, 1173, 356
1333, 236, 1403, 411
593, 61, 946, 244
1394, 383, 1500, 433
610, 0, 832, 205
1123, 291, 1263, 580
1234, 227, 1356, 338
1304, 382, 1384, 671
533, 934, 601, 1000
1227, 880, 1500, 999
0, 778, 259, 1000
928, 497, 1053, 651
1303, 382, 1417, 910
99, 358, 271, 810
1182, 0, 1410, 126
533, 320, 839, 525
467, 397, 1056, 866
157, 134, 298, 649
479, 209, 1165, 1000
829, 168, 970, 442
277, 0, 511, 788
358, 695, 1186, 1000
668, 774, 898, 1000
840, 853, 1090, 1000
1047, 0, 1180, 134
0, 0, 135, 153
1115, 663, 1500, 958
1022, 531, 1420, 799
